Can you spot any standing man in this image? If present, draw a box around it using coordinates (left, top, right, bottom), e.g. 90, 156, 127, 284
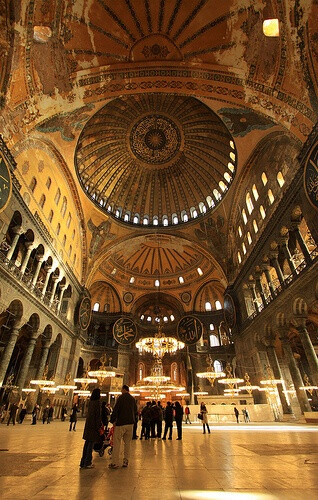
184, 405, 191, 424
109, 385, 137, 469
234, 406, 240, 423
7, 402, 18, 425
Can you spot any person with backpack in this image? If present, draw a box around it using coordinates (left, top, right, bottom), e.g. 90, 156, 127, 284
184, 405, 191, 424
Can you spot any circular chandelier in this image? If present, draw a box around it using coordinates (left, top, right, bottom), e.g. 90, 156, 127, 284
136, 331, 184, 358
88, 354, 116, 381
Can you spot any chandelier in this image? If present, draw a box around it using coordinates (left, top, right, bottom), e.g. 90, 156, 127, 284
88, 354, 116, 381
218, 362, 244, 390
196, 355, 225, 386
136, 324, 184, 358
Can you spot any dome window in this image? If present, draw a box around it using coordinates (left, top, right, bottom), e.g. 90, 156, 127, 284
181, 210, 188, 222
209, 324, 215, 330
246, 192, 254, 214
215, 300, 222, 310
253, 219, 258, 233
252, 184, 259, 200
155, 279, 160, 287
198, 202, 206, 213
228, 162, 235, 172
153, 216, 159, 226
219, 181, 226, 192
190, 207, 198, 218
261, 172, 268, 186
197, 267, 203, 276
133, 214, 139, 224
238, 226, 242, 237
238, 251, 242, 263
213, 189, 221, 201
205, 301, 212, 311
170, 314, 175, 321
277, 171, 285, 187
111, 268, 117, 275
162, 215, 169, 226
268, 189, 275, 204
206, 196, 215, 208
124, 213, 129, 222
229, 152, 236, 162
130, 277, 135, 284
230, 140, 235, 149
163, 316, 168, 322
260, 205, 266, 219
247, 232, 252, 245
140, 314, 144, 320
147, 316, 152, 322
93, 302, 100, 312
143, 216, 149, 225
172, 214, 179, 224
178, 276, 184, 284
224, 172, 232, 183
210, 334, 220, 347
242, 209, 248, 224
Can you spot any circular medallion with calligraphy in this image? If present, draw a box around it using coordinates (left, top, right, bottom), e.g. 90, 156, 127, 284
177, 315, 203, 345
113, 318, 138, 346
78, 297, 92, 330
0, 153, 12, 214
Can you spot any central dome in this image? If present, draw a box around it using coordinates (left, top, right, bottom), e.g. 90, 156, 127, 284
75, 94, 237, 227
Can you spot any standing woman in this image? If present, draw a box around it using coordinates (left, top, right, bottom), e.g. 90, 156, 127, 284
174, 401, 184, 440
80, 388, 102, 469
200, 402, 210, 434
69, 403, 79, 431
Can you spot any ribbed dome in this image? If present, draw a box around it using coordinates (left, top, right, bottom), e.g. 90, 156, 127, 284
75, 94, 236, 227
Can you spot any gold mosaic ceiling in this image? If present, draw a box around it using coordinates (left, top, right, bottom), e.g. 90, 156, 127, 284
75, 93, 236, 226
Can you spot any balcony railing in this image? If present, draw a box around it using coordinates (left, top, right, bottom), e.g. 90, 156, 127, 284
243, 246, 318, 328
0, 251, 73, 330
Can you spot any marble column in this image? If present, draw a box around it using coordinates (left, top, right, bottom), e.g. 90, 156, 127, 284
49, 276, 59, 304
255, 271, 266, 307
279, 332, 311, 413
20, 242, 34, 276
291, 222, 312, 265
296, 322, 318, 386
35, 340, 50, 379
266, 343, 292, 413
31, 257, 44, 287
270, 251, 285, 285
41, 266, 52, 297
57, 284, 67, 313
16, 333, 38, 389
0, 324, 20, 386
262, 264, 275, 298
6, 227, 22, 261
248, 281, 259, 312
279, 236, 296, 274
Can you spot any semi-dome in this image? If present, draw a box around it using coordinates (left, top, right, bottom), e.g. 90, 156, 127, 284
75, 93, 237, 227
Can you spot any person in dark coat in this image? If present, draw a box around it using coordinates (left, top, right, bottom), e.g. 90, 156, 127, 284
101, 401, 109, 430
69, 403, 79, 431
174, 401, 184, 440
140, 402, 151, 440
80, 388, 102, 469
18, 406, 27, 424
47, 405, 54, 423
31, 405, 39, 425
61, 406, 67, 421
234, 406, 240, 423
7, 403, 18, 425
42, 405, 49, 424
162, 401, 173, 440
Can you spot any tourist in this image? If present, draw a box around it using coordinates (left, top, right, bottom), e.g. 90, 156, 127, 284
47, 405, 54, 423
234, 406, 240, 423
200, 402, 210, 434
162, 401, 173, 440
61, 406, 67, 421
184, 405, 191, 424
69, 403, 79, 431
80, 388, 102, 469
7, 402, 18, 426
174, 401, 183, 440
101, 401, 109, 429
18, 405, 27, 424
140, 401, 151, 440
243, 407, 250, 422
42, 405, 49, 424
31, 404, 39, 425
108, 384, 137, 469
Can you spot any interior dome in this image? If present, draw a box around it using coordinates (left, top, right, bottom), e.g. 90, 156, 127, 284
75, 93, 237, 227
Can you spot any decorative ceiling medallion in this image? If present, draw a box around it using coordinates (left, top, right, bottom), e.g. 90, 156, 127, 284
113, 318, 138, 346
75, 94, 237, 227
123, 292, 134, 304
181, 292, 191, 304
130, 114, 181, 165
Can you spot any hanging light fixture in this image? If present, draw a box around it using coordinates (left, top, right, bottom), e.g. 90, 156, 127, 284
197, 355, 225, 386
88, 354, 116, 381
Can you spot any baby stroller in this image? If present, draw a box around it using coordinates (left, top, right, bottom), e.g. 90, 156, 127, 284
94, 426, 114, 457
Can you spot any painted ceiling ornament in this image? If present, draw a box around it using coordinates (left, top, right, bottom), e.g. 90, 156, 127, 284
142, 44, 170, 59
87, 218, 115, 258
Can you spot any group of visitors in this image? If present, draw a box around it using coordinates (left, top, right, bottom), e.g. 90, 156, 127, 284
139, 400, 184, 441
234, 406, 250, 423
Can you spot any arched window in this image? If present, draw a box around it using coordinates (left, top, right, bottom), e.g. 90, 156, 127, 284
93, 302, 100, 312
29, 177, 37, 193
219, 180, 226, 192
162, 215, 168, 226
206, 196, 215, 208
210, 334, 220, 347
215, 300, 222, 310
130, 276, 135, 284
252, 184, 259, 200
73, 253, 76, 265
242, 208, 247, 224
39, 194, 46, 208
46, 177, 51, 189
104, 303, 109, 312
253, 219, 258, 233
178, 276, 184, 284
224, 172, 232, 183
260, 205, 266, 219
68, 245, 72, 257
143, 216, 149, 225
238, 226, 242, 237
172, 213, 179, 224
277, 171, 285, 187
197, 267, 203, 276
229, 152, 235, 162
228, 162, 235, 172
62, 235, 66, 247
242, 242, 247, 254
261, 172, 268, 186
213, 189, 221, 201
133, 214, 140, 224
54, 188, 61, 205
61, 197, 67, 217
190, 207, 198, 218
246, 192, 254, 214
205, 301, 212, 311
155, 279, 160, 287
124, 211, 131, 222
153, 216, 159, 226
237, 251, 242, 263
181, 210, 189, 222
247, 232, 252, 244
56, 223, 61, 236
48, 210, 54, 223
214, 360, 223, 373
209, 323, 215, 331
198, 202, 206, 214
268, 189, 275, 204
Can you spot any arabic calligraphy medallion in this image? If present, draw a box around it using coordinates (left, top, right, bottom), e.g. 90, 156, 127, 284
113, 318, 138, 346
177, 315, 203, 345
304, 141, 318, 210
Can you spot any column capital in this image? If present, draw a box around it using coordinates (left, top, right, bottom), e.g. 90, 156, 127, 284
24, 241, 34, 250
12, 225, 23, 235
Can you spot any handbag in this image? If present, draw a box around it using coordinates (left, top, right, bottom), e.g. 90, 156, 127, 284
197, 413, 203, 420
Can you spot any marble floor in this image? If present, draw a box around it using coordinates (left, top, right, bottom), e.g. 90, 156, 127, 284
1, 420, 318, 499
